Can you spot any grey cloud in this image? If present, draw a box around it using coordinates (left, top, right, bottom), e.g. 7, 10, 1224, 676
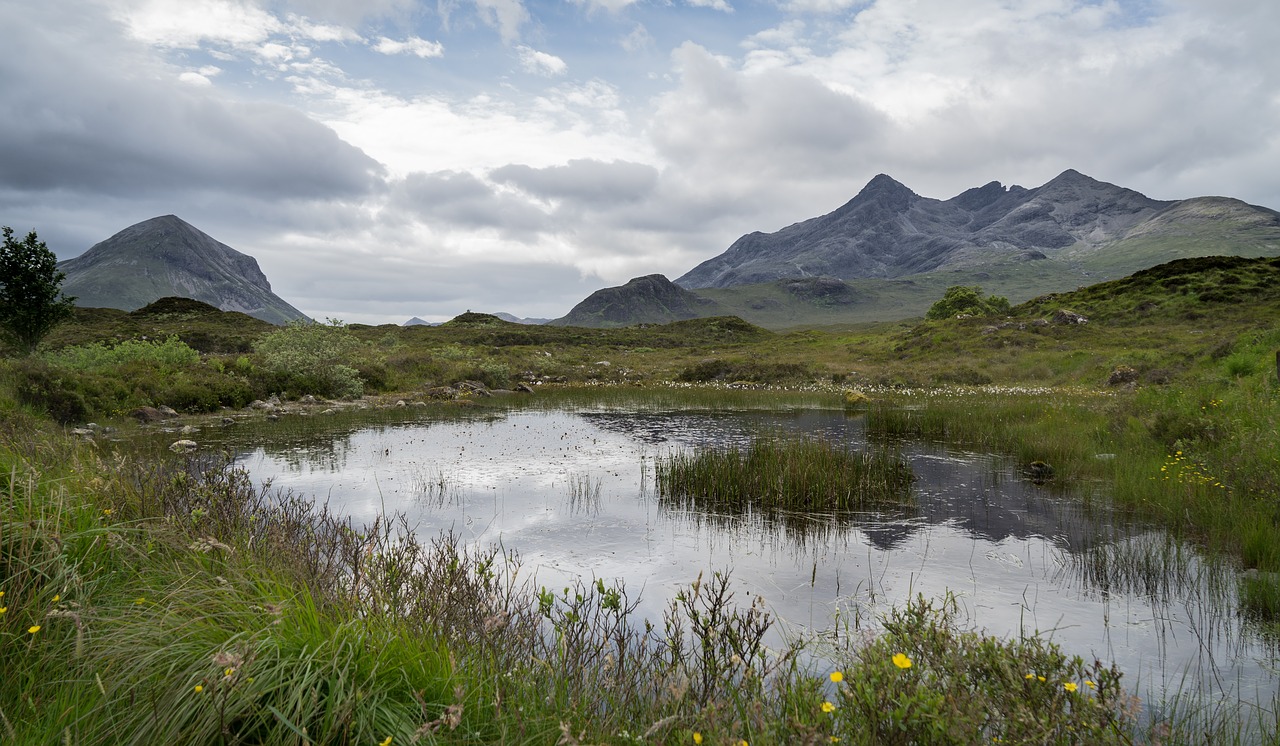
652, 43, 887, 181
489, 159, 659, 204
389, 171, 550, 236
0, 2, 384, 201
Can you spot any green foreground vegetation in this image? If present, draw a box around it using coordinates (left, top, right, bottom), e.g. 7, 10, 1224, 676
3, 255, 1280, 743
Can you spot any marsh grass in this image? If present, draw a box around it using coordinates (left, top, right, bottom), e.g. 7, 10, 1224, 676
656, 432, 914, 514
565, 471, 602, 514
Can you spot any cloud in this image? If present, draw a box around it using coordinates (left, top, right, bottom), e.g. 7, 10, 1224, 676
517, 46, 568, 76
490, 159, 658, 205
686, 0, 733, 11
373, 36, 446, 58
0, 1, 383, 200
471, 0, 530, 43
387, 171, 550, 237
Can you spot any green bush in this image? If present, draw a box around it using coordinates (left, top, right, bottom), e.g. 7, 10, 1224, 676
254, 320, 366, 399
44, 335, 200, 371
926, 286, 1011, 320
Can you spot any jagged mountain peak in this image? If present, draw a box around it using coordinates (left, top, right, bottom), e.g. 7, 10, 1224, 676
675, 170, 1210, 290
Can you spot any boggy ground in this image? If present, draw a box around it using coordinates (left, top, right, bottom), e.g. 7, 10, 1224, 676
1, 256, 1279, 743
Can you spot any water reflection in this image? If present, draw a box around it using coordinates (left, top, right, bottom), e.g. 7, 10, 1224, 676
171, 403, 1277, 711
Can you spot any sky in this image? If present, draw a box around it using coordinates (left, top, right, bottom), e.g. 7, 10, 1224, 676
2, 0, 1278, 324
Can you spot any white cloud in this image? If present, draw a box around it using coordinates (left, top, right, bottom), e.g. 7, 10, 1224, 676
373, 36, 446, 58
517, 46, 568, 76
783, 0, 863, 12
687, 0, 733, 11
472, 0, 530, 43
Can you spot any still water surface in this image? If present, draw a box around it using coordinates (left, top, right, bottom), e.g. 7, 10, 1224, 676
189, 399, 1277, 712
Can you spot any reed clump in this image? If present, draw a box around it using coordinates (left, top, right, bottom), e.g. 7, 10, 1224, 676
655, 433, 914, 513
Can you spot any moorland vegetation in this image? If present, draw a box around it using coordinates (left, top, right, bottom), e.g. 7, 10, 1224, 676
1, 255, 1279, 743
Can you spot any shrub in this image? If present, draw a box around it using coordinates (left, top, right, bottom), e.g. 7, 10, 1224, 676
254, 319, 366, 399
926, 286, 1011, 320
45, 336, 200, 371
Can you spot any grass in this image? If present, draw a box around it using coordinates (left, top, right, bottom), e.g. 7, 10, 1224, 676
656, 433, 914, 514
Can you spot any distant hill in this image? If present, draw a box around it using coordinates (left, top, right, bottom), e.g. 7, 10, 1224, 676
676, 170, 1280, 291
57, 215, 308, 325
549, 274, 725, 327
403, 317, 437, 327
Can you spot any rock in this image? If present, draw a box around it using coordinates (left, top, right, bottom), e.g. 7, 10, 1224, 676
1031, 318, 1049, 328
248, 399, 276, 411
169, 439, 198, 453
180, 425, 198, 435
267, 414, 279, 421
1027, 461, 1055, 483
515, 383, 535, 394
1106, 365, 1139, 387
456, 381, 492, 397
128, 406, 165, 423
321, 408, 337, 415
301, 395, 317, 404
71, 428, 94, 438
595, 360, 612, 366
1094, 453, 1116, 460
85, 422, 101, 431
394, 400, 407, 407
157, 405, 179, 418
1050, 309, 1089, 325
221, 417, 236, 425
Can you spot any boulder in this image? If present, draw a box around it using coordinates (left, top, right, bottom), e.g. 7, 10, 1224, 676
128, 406, 165, 423
1050, 309, 1089, 325
169, 439, 198, 453
1106, 365, 1139, 387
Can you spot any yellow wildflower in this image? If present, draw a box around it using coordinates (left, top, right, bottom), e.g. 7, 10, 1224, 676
0, 607, 6, 614
194, 684, 204, 693
1085, 680, 1097, 690
225, 667, 235, 677
1024, 673, 1035, 680
830, 670, 844, 683
51, 594, 60, 603
821, 701, 836, 713
380, 738, 392, 746
27, 625, 40, 635
693, 734, 703, 745
892, 653, 912, 669
1064, 682, 1078, 692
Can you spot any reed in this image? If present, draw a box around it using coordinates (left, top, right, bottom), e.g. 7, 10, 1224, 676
655, 432, 914, 514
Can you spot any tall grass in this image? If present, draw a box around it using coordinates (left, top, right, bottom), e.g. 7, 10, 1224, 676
656, 433, 914, 514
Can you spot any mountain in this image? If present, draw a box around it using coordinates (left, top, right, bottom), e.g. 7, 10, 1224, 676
403, 317, 437, 327
676, 170, 1280, 289
492, 312, 551, 325
58, 215, 308, 325
549, 274, 725, 327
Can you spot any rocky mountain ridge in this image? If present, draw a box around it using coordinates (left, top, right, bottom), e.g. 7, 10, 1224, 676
675, 169, 1277, 289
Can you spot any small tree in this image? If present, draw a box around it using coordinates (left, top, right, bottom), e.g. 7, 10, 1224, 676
0, 226, 76, 354
925, 285, 1010, 320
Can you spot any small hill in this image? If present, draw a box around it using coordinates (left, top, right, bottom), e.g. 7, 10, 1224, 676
42, 296, 275, 353
58, 215, 308, 325
1013, 255, 1280, 323
549, 274, 726, 328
